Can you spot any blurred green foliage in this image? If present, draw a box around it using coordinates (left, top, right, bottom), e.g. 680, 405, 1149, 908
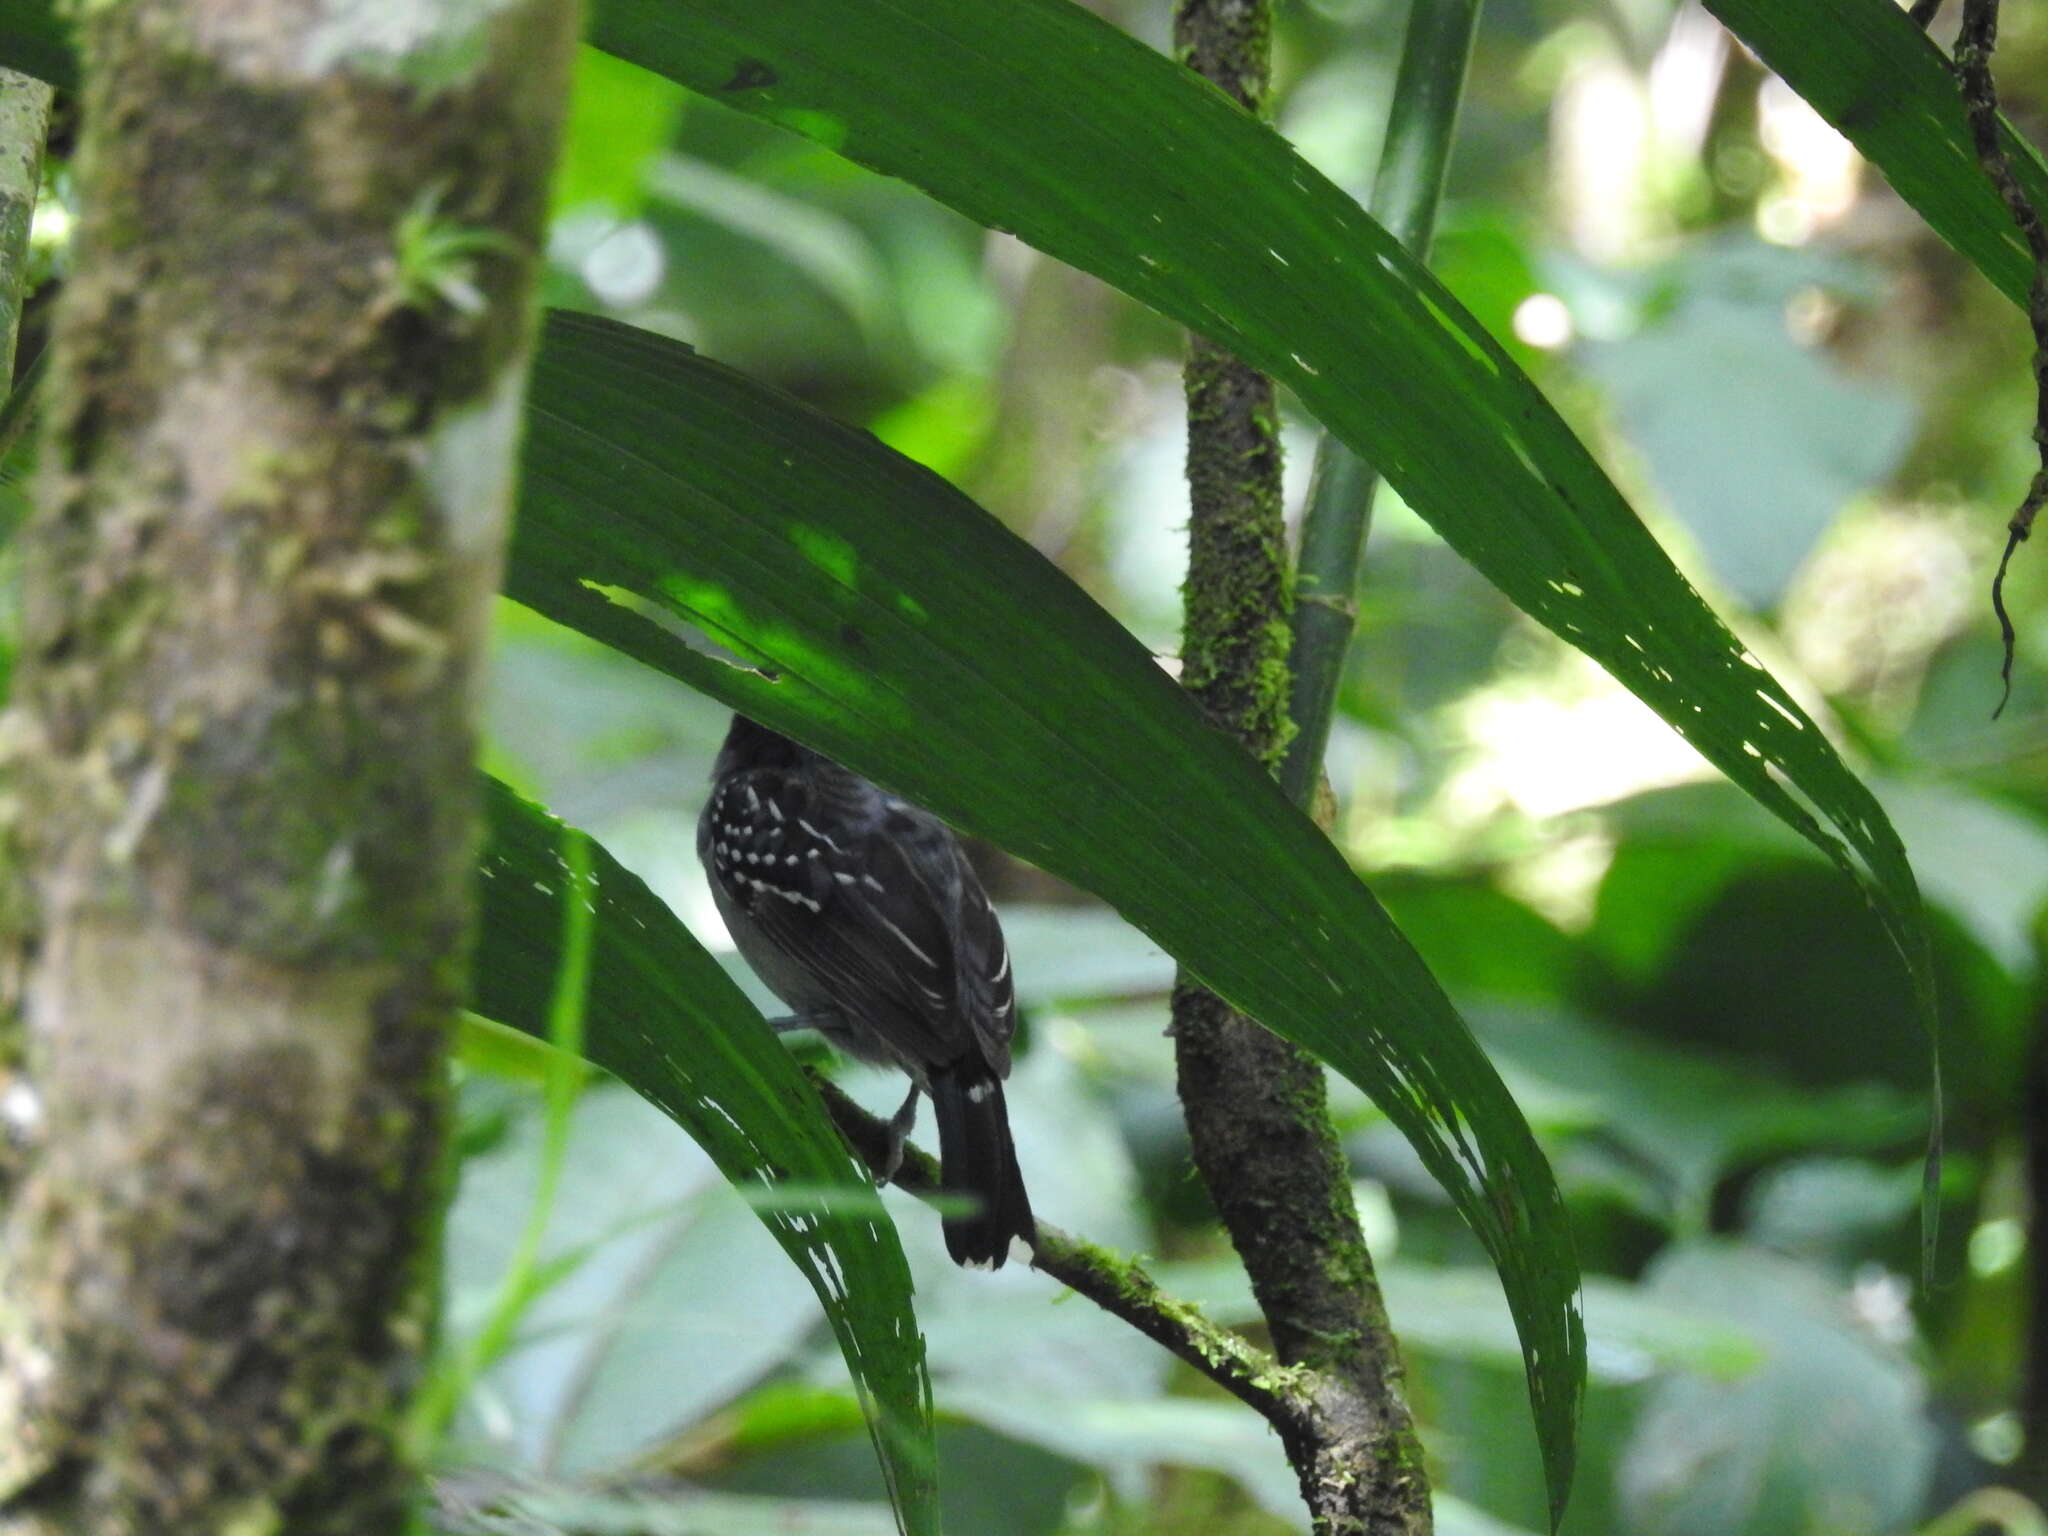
437, 0, 2048, 1528
448, 0, 2048, 1528
13, 0, 2048, 1532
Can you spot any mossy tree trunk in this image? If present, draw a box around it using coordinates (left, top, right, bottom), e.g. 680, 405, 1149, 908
1169, 2, 1431, 1532
0, 3, 577, 1531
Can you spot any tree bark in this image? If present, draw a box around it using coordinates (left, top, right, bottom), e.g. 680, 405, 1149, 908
1170, 2, 1432, 1532
0, 3, 576, 1531
0, 67, 51, 391
0, 68, 52, 1167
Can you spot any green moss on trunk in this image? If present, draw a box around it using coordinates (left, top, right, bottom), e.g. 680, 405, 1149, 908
1169, 2, 1431, 1533
1178, 333, 1295, 772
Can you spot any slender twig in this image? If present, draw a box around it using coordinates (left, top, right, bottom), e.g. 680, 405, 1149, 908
805, 1073, 1312, 1430
1280, 0, 1482, 806
1910, 0, 1946, 28
1954, 0, 2048, 716
808, 1077, 1422, 1524
409, 834, 596, 1457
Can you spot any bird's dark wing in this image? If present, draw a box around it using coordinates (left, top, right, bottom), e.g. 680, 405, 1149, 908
705, 768, 966, 1067
940, 831, 1018, 1074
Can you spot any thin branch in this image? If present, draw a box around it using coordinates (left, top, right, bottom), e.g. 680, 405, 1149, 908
1954, 0, 2048, 716
1910, 0, 1946, 28
805, 1073, 1313, 1433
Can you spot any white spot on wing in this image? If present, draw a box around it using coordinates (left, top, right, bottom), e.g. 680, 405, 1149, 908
798, 818, 844, 851
874, 912, 936, 967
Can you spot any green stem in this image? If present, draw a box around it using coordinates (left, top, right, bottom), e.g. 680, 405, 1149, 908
1279, 0, 1482, 808
408, 830, 594, 1457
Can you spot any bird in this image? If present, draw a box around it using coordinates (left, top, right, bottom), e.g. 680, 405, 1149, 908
696, 713, 1035, 1269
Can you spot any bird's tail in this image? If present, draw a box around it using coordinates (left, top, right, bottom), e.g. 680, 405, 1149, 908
930, 1066, 1035, 1269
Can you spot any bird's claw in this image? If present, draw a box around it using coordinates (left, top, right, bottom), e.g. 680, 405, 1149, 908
879, 1084, 920, 1184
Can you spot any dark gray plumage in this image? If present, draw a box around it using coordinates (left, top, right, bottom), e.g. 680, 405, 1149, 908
697, 714, 1034, 1269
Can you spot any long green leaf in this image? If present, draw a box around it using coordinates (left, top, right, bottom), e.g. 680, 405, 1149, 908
7, 0, 1986, 1517
1707, 0, 2048, 316
0, 0, 1977, 1048
516, 310, 1586, 1522
580, 0, 1935, 1050
0, 9, 70, 89
10, 2, 2038, 314
475, 780, 937, 1536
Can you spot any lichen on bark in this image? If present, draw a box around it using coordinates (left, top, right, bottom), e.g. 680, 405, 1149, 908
0, 2, 578, 1530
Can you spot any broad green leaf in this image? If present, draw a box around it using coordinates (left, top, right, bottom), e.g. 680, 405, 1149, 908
0, 9, 69, 88
1706, 0, 2048, 316
1743, 1156, 1926, 1262
515, 309, 1586, 1520
1579, 240, 1916, 611
1468, 1003, 1923, 1230
12, 0, 2042, 316
474, 781, 937, 1536
443, 1086, 828, 1474
552, 46, 687, 218
580, 0, 1937, 1093
1616, 1244, 1934, 1536
1151, 1260, 1767, 1384
938, 1388, 1304, 1527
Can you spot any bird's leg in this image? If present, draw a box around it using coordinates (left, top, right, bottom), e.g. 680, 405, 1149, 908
762, 1009, 844, 1035
880, 1083, 920, 1184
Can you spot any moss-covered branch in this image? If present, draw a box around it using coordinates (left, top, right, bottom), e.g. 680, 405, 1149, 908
813, 1070, 1437, 1530
1166, 2, 1430, 1531
0, 3, 578, 1530
808, 1073, 1312, 1427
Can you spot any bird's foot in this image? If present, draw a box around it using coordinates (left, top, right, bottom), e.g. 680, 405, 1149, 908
763, 1009, 844, 1036
880, 1084, 920, 1184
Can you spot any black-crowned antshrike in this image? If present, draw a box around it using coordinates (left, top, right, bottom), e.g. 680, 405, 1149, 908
697, 715, 1035, 1269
